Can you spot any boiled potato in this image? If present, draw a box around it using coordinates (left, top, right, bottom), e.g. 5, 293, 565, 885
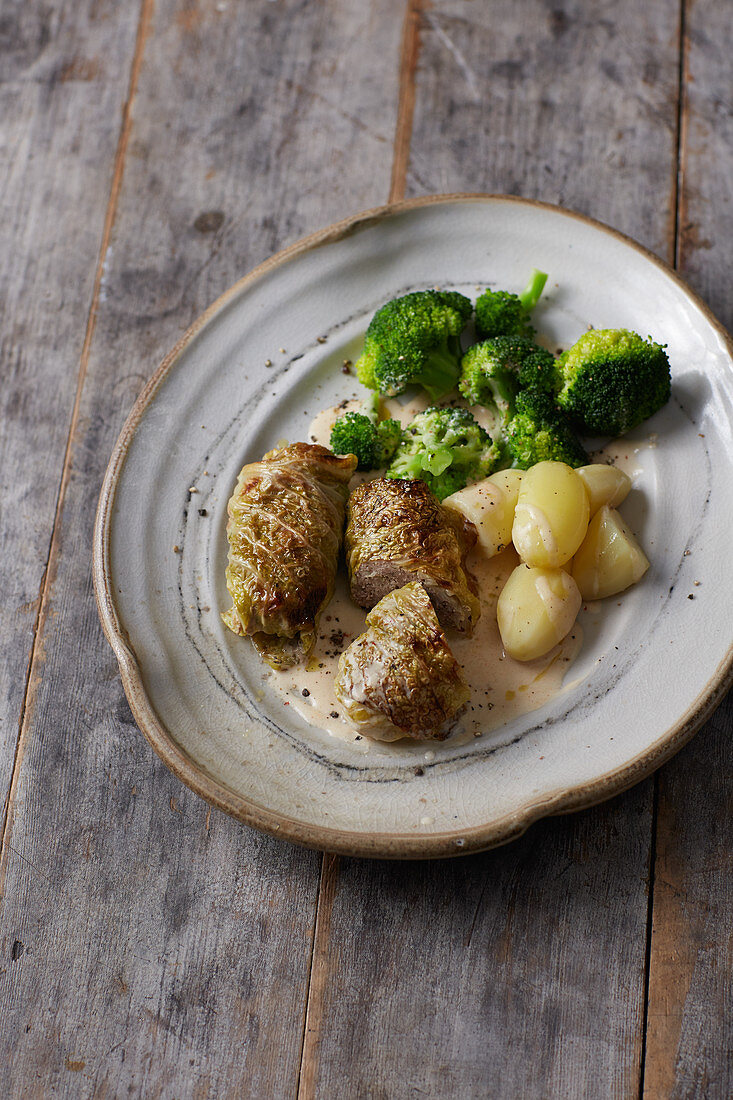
512, 461, 589, 568
487, 468, 524, 506
443, 470, 524, 558
577, 464, 631, 517
497, 564, 582, 661
571, 505, 649, 599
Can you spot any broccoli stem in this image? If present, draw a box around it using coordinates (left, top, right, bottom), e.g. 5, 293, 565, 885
392, 452, 426, 479
519, 268, 548, 312
419, 344, 462, 400
361, 390, 381, 425
487, 372, 518, 413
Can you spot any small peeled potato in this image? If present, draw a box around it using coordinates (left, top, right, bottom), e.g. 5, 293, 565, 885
512, 461, 589, 568
571, 505, 650, 599
497, 564, 582, 661
487, 468, 524, 506
577, 464, 632, 517
443, 470, 524, 558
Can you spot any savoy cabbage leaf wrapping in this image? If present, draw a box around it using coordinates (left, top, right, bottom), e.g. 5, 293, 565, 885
222, 442, 356, 669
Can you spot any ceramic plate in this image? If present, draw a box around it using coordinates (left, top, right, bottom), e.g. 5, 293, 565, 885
94, 195, 733, 858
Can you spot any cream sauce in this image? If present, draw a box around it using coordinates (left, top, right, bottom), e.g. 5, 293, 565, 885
307, 391, 433, 449
262, 544, 583, 749
255, 397, 604, 748
593, 433, 658, 479
307, 391, 500, 451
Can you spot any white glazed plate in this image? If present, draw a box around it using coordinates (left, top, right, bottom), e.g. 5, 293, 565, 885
94, 196, 733, 858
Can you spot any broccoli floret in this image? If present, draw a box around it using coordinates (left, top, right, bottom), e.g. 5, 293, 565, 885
329, 392, 401, 470
515, 345, 557, 392
505, 390, 589, 469
475, 269, 548, 340
459, 337, 555, 420
355, 290, 472, 399
330, 412, 376, 469
371, 417, 402, 466
554, 328, 671, 436
386, 406, 504, 501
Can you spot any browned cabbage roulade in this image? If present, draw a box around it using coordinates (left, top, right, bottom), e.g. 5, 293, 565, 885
345, 477, 480, 634
222, 442, 357, 669
334, 582, 469, 741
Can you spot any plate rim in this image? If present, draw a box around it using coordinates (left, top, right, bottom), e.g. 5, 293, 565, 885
93, 192, 733, 859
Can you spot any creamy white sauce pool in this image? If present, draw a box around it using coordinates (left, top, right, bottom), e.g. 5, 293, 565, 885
257, 397, 587, 749
598, 434, 656, 479
262, 544, 583, 749
307, 391, 500, 447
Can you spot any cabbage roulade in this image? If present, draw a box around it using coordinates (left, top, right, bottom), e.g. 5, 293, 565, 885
334, 582, 469, 741
345, 477, 480, 634
222, 442, 357, 669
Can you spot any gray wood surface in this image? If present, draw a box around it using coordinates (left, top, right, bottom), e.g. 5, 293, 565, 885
1, 0, 731, 1096
300, 4, 688, 1098
0, 0, 141, 829
0, 0, 402, 1094
643, 3, 733, 1097
406, 0, 681, 254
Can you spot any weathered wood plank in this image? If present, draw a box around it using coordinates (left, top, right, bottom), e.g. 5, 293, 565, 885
0, 0, 142, 828
0, 0, 403, 1095
675, 0, 733, 331
643, 1, 733, 1094
3, 1, 730, 1097
643, 712, 733, 1100
307, 793, 653, 1100
407, 0, 681, 258
301, 2, 683, 1096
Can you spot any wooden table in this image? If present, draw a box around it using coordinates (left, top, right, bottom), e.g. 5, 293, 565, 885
2, 2, 731, 1096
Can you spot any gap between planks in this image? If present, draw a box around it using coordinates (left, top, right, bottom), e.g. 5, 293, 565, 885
638, 771, 661, 1100
672, 0, 690, 272
638, 2, 688, 1096
296, 3, 423, 1095
0, 0, 155, 900
296, 852, 341, 1100
389, 0, 424, 204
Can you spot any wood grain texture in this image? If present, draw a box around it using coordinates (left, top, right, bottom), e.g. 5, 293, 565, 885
643, 710, 733, 1100
0, 0, 402, 1095
389, 0, 424, 203
0, 0, 142, 832
405, 0, 681, 257
304, 793, 654, 1100
1, 0, 731, 1095
643, 2, 733, 1096
675, 0, 733, 331
300, 3, 684, 1097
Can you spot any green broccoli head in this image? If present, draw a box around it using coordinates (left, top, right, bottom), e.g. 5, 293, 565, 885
355, 290, 472, 399
554, 329, 671, 436
329, 392, 401, 471
459, 336, 555, 419
372, 417, 402, 467
475, 269, 548, 340
515, 345, 556, 392
386, 406, 504, 501
505, 390, 589, 469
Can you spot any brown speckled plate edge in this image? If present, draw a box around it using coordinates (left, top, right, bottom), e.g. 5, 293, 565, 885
93, 193, 733, 859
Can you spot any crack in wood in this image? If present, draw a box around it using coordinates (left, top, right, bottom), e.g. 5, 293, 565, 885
640, 6, 689, 1097
671, 0, 689, 272
639, 772, 661, 1100
296, 853, 341, 1100
389, 0, 424, 204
